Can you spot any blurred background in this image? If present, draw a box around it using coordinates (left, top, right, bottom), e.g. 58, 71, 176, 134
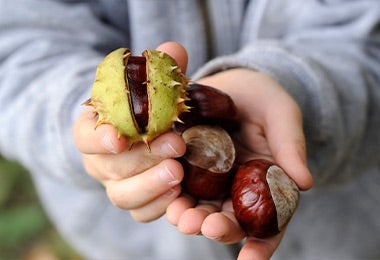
0, 155, 81, 260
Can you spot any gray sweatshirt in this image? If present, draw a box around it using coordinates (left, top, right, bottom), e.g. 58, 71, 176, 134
0, 0, 379, 259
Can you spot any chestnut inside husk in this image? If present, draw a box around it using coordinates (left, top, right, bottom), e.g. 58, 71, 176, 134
125, 55, 149, 131
85, 48, 189, 146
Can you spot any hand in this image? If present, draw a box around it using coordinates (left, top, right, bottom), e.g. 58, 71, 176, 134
166, 68, 313, 259
72, 42, 189, 222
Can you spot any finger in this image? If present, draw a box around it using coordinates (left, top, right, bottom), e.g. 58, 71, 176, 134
265, 96, 313, 190
130, 185, 182, 222
156, 42, 188, 74
177, 201, 222, 235
166, 195, 197, 226
105, 159, 184, 210
201, 212, 245, 243
82, 131, 186, 181
201, 200, 245, 243
237, 232, 284, 260
73, 107, 128, 154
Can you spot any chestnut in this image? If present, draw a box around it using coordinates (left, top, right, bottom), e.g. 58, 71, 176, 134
180, 125, 237, 200
231, 159, 299, 238
125, 55, 149, 131
174, 83, 239, 133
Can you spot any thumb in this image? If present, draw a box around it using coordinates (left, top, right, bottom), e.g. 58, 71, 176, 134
156, 41, 188, 74
265, 93, 313, 191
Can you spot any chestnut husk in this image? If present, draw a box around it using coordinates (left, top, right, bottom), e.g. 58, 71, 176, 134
85, 48, 189, 146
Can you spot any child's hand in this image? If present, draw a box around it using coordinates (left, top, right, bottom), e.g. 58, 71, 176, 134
73, 42, 189, 222
166, 68, 313, 259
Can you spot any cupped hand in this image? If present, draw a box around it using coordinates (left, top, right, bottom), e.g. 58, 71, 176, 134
72, 42, 189, 222
166, 68, 313, 260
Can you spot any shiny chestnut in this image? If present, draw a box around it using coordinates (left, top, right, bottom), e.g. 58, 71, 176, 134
175, 83, 239, 133
231, 159, 299, 238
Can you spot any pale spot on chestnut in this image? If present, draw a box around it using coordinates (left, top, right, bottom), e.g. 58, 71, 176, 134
267, 165, 299, 232
182, 125, 235, 173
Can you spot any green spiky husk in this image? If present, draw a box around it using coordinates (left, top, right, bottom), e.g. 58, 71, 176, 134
143, 49, 190, 144
87, 48, 190, 147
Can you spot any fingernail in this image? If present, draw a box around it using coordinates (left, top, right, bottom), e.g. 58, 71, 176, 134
204, 234, 222, 241
102, 134, 117, 154
159, 165, 179, 185
161, 142, 180, 157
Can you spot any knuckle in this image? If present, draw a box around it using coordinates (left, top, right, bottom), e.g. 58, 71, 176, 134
103, 159, 123, 180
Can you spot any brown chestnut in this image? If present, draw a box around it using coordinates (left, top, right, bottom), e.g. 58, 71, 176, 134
125, 55, 149, 131
231, 159, 299, 238
180, 125, 237, 200
175, 83, 239, 133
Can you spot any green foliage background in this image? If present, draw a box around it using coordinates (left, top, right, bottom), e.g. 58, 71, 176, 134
0, 156, 81, 259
